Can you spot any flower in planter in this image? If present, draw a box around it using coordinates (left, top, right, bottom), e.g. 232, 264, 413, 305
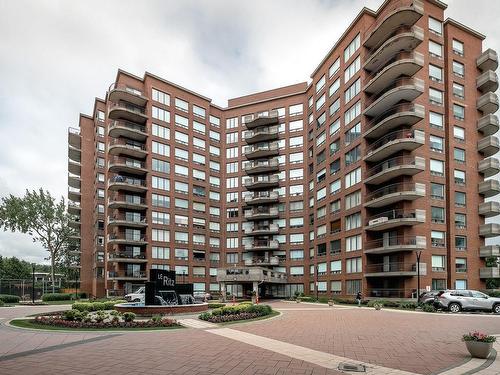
462, 332, 497, 343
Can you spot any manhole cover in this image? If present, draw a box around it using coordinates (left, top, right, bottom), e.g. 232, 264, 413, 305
338, 362, 366, 372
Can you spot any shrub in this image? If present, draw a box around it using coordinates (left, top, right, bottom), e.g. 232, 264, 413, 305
63, 310, 81, 321
318, 297, 330, 304
0, 300, 5, 307
399, 302, 417, 310
109, 310, 121, 323
0, 294, 20, 303
208, 303, 225, 309
122, 312, 136, 322
332, 297, 368, 305
484, 290, 500, 298
199, 304, 273, 323
72, 302, 93, 312
421, 304, 436, 313
91, 302, 105, 311
94, 311, 108, 323
151, 314, 163, 323
41, 293, 73, 302
238, 301, 253, 306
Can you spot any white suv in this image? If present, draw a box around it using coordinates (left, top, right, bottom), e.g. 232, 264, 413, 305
124, 287, 145, 303
434, 290, 500, 313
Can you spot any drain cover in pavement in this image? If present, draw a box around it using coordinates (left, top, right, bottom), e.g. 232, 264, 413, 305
338, 362, 366, 372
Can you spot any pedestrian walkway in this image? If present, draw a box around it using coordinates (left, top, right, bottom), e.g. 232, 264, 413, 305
177, 318, 217, 329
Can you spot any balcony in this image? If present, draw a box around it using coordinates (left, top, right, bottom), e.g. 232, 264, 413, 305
365, 208, 425, 231
108, 83, 148, 107
244, 223, 279, 236
108, 101, 148, 124
478, 136, 500, 157
216, 266, 287, 283
108, 139, 147, 159
244, 257, 280, 266
364, 51, 424, 93
244, 191, 279, 205
108, 214, 148, 228
68, 187, 81, 203
244, 110, 279, 129
364, 77, 424, 117
478, 157, 500, 178
108, 196, 147, 210
68, 202, 81, 215
364, 235, 426, 255
364, 129, 425, 162
365, 262, 426, 277
68, 159, 81, 175
68, 127, 81, 148
480, 245, 500, 258
477, 92, 499, 115
480, 267, 500, 279
363, 0, 423, 49
67, 173, 81, 189
69, 217, 80, 229
108, 120, 148, 141
365, 156, 424, 185
244, 126, 279, 144
477, 70, 499, 93
364, 25, 424, 73
477, 114, 499, 136
108, 176, 147, 193
108, 253, 148, 264
479, 179, 500, 197
244, 142, 279, 159
243, 175, 279, 190
367, 289, 413, 298
479, 201, 500, 217
364, 182, 425, 208
107, 270, 147, 281
244, 158, 279, 175
477, 49, 498, 72
108, 234, 147, 246
108, 157, 147, 175
245, 207, 279, 220
68, 144, 81, 163
364, 103, 424, 139
479, 223, 500, 238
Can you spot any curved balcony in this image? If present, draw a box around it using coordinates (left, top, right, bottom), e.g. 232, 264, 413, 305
477, 49, 498, 72
477, 92, 499, 115
364, 103, 424, 139
108, 196, 147, 210
364, 25, 424, 73
108, 176, 147, 193
68, 202, 81, 215
364, 182, 425, 208
68, 127, 81, 148
68, 187, 81, 203
68, 173, 81, 189
364, 129, 425, 162
480, 223, 500, 238
107, 270, 147, 281
244, 110, 279, 129
108, 120, 147, 141
363, 0, 423, 49
364, 77, 424, 117
365, 262, 426, 277
244, 142, 279, 159
364, 235, 426, 255
68, 144, 81, 163
68, 159, 81, 175
108, 139, 147, 159
478, 157, 500, 178
108, 253, 148, 264
479, 201, 500, 217
364, 51, 424, 93
365, 209, 425, 231
244, 239, 279, 251
480, 267, 500, 279
244, 207, 279, 220
478, 114, 499, 136
108, 214, 148, 228
478, 136, 500, 157
244, 257, 280, 266
244, 191, 279, 206
244, 223, 279, 236
108, 234, 147, 246
479, 179, 500, 197
244, 126, 279, 144
108, 157, 147, 175
480, 245, 500, 258
477, 70, 499, 93
243, 175, 279, 190
69, 217, 81, 229
108, 101, 147, 124
365, 156, 425, 185
244, 158, 279, 175
108, 83, 148, 107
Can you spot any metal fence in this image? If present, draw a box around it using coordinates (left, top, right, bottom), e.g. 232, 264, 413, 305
0, 279, 79, 301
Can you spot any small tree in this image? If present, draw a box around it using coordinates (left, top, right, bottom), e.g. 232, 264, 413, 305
0, 189, 77, 293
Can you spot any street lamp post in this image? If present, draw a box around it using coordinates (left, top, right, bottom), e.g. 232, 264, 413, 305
416, 250, 422, 305
31, 263, 36, 304
315, 265, 318, 301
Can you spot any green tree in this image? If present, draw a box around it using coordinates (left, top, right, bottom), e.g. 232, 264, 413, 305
0, 256, 31, 279
0, 189, 76, 292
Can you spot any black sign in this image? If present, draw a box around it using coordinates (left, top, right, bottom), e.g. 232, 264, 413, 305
150, 269, 176, 289
146, 269, 194, 305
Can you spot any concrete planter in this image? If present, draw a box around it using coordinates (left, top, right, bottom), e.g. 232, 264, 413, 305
328, 300, 334, 306
465, 341, 493, 359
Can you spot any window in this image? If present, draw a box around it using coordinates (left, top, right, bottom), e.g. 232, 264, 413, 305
317, 187, 327, 201
432, 255, 446, 272
316, 75, 326, 93
290, 266, 304, 276
345, 167, 361, 188
455, 191, 466, 207
330, 179, 341, 194
175, 131, 189, 145
431, 183, 444, 200
330, 260, 342, 274
152, 159, 170, 173
226, 147, 238, 159
152, 88, 170, 105
210, 130, 220, 142
344, 56, 360, 82
175, 198, 188, 210
226, 162, 238, 174
193, 152, 205, 165
429, 88, 443, 105
209, 115, 220, 127
455, 280, 467, 290
344, 78, 361, 103
289, 152, 303, 164
453, 126, 465, 141
290, 185, 303, 196
175, 232, 189, 244
429, 40, 442, 58
152, 123, 170, 139
175, 98, 188, 112
345, 146, 361, 166
453, 61, 464, 77
346, 257, 362, 273
152, 194, 169, 208
429, 17, 442, 35
452, 39, 464, 56
454, 148, 465, 163
429, 112, 443, 129
430, 159, 444, 176
345, 190, 361, 210
346, 234, 361, 252
330, 159, 340, 175
152, 176, 169, 191
429, 64, 442, 82
289, 104, 303, 116
316, 93, 326, 110
290, 201, 303, 211
431, 231, 445, 247
152, 106, 170, 122
329, 118, 340, 136
345, 123, 361, 145
344, 33, 360, 62
329, 57, 340, 77
329, 98, 340, 116
226, 132, 238, 144
344, 101, 361, 124
455, 235, 467, 250
290, 234, 304, 244
290, 250, 304, 260
430, 135, 444, 153
152, 246, 169, 259
432, 279, 447, 290
152, 229, 169, 242
345, 212, 361, 230
455, 213, 466, 229
431, 206, 445, 223
290, 120, 303, 132
453, 82, 465, 99
193, 121, 205, 135
174, 164, 188, 177
454, 169, 465, 185
346, 280, 361, 295
193, 104, 205, 118
453, 104, 465, 120
175, 248, 188, 260
329, 78, 340, 97
175, 181, 188, 194
152, 141, 170, 157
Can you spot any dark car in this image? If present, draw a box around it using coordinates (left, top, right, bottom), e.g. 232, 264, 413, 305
419, 291, 439, 305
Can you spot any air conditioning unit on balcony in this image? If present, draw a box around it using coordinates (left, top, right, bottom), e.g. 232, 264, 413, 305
369, 217, 389, 226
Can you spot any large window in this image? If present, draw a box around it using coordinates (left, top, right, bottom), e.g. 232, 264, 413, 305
152, 88, 170, 105
344, 34, 360, 62
345, 167, 361, 188
344, 101, 361, 124
329, 58, 340, 78
344, 56, 360, 82
152, 106, 170, 122
346, 257, 362, 273
429, 40, 442, 57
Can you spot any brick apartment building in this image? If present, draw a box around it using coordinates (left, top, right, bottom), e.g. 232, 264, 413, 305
67, 0, 499, 299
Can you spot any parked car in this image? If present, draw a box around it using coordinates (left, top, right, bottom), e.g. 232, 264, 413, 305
124, 287, 145, 303
419, 291, 439, 305
434, 290, 500, 313
193, 291, 211, 302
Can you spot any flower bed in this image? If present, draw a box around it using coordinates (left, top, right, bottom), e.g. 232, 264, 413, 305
199, 304, 273, 323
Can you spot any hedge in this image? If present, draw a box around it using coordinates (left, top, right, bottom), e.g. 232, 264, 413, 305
208, 303, 225, 309
72, 300, 125, 312
0, 300, 4, 307
0, 294, 20, 303
199, 304, 273, 323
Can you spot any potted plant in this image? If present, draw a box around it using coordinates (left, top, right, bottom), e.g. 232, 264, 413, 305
294, 290, 301, 303
328, 299, 334, 306
462, 332, 496, 359
373, 302, 382, 310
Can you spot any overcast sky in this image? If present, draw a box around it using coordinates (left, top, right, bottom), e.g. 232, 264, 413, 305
0, 0, 499, 264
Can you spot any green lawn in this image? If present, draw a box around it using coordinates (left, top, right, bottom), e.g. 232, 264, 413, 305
10, 319, 184, 332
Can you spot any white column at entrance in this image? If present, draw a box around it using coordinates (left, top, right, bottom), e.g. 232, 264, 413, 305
253, 281, 258, 303
220, 282, 226, 302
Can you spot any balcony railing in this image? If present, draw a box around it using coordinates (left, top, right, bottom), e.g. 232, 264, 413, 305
365, 129, 424, 156
366, 156, 424, 179
109, 138, 147, 151
365, 77, 424, 107
364, 51, 424, 82
244, 257, 280, 266
108, 214, 147, 224
365, 235, 426, 252
366, 208, 425, 226
109, 156, 146, 169
108, 271, 147, 279
367, 288, 415, 298
109, 101, 147, 115
244, 207, 279, 219
365, 262, 426, 275
244, 158, 279, 173
109, 253, 146, 260
244, 191, 279, 204
365, 103, 424, 133
243, 125, 279, 140
109, 120, 147, 135
365, 182, 425, 202
108, 83, 145, 97
109, 175, 146, 187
